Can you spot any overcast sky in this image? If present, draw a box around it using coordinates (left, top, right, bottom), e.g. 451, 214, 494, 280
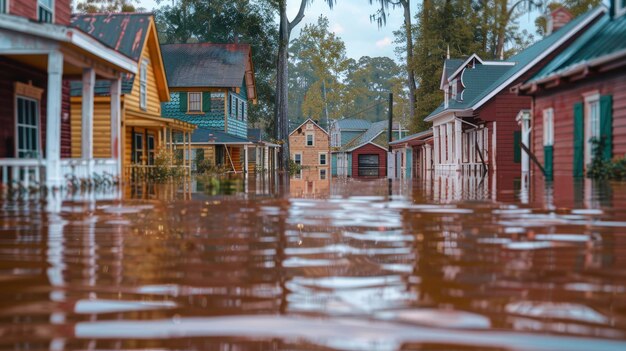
138, 0, 540, 61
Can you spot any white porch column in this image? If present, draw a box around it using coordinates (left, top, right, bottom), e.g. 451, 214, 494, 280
110, 77, 122, 178
244, 145, 249, 174
273, 147, 278, 170
446, 122, 453, 165
425, 144, 432, 171
454, 119, 462, 169
81, 68, 95, 160
45, 51, 63, 186
433, 126, 439, 167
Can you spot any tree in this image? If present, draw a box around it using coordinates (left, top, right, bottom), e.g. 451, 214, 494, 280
271, 0, 336, 172
370, 1, 417, 128
74, 0, 141, 12
535, 1, 601, 36
154, 0, 279, 131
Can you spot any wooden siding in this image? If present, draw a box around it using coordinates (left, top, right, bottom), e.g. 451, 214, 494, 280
289, 120, 330, 168
61, 80, 70, 157
70, 98, 114, 158
125, 42, 163, 119
9, 0, 71, 24
0, 57, 48, 158
531, 70, 626, 178
351, 143, 387, 179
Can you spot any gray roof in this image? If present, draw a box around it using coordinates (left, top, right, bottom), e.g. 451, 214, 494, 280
190, 128, 251, 144
161, 43, 251, 88
389, 129, 433, 145
340, 120, 387, 151
334, 118, 371, 130
425, 7, 603, 121
247, 128, 262, 142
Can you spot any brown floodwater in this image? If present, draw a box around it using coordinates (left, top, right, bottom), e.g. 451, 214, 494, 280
1, 175, 626, 351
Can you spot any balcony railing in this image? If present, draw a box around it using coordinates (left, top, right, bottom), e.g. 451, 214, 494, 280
0, 159, 45, 188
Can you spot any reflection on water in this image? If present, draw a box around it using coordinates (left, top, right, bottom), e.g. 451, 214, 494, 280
1, 175, 626, 350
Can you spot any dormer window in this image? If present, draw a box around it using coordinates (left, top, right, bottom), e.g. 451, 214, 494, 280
444, 84, 449, 108
616, 0, 626, 18
38, 0, 54, 23
451, 79, 458, 101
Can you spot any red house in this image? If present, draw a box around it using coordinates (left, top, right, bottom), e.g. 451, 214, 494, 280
518, 1, 626, 182
332, 120, 392, 179
424, 6, 605, 194
0, 1, 136, 187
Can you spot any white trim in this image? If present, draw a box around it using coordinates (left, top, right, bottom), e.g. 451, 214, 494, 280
305, 131, 315, 147
474, 6, 606, 109
37, 0, 54, 23
616, 0, 626, 18
288, 118, 329, 136
542, 108, 554, 146
293, 152, 302, 165
187, 92, 202, 112
1, 0, 8, 14
583, 92, 601, 166
139, 59, 148, 110
0, 14, 136, 73
318, 152, 327, 165
14, 96, 41, 159
319, 168, 327, 180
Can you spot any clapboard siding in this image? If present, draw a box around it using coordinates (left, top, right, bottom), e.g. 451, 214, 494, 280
9, 0, 70, 24
532, 70, 626, 178
70, 98, 114, 158
124, 44, 163, 120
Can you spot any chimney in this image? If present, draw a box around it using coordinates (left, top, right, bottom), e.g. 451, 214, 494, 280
546, 7, 574, 35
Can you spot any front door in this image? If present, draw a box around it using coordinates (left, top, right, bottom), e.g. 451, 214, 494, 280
147, 133, 156, 165
16, 97, 39, 159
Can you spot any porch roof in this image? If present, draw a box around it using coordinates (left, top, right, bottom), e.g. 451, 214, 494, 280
389, 129, 433, 147
125, 113, 196, 132
188, 128, 253, 145
0, 13, 136, 74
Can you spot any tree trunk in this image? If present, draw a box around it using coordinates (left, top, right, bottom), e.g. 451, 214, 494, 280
275, 2, 290, 173
402, 0, 417, 125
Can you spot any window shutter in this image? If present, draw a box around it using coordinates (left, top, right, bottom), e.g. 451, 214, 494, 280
573, 102, 584, 177
544, 145, 553, 181
600, 95, 613, 161
513, 131, 521, 163
202, 92, 211, 113
179, 92, 187, 112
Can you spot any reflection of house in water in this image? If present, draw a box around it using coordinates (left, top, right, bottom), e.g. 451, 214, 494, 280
290, 169, 330, 198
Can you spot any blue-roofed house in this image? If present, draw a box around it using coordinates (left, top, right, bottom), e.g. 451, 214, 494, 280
518, 2, 626, 185
424, 5, 605, 190
161, 43, 260, 173
389, 129, 434, 179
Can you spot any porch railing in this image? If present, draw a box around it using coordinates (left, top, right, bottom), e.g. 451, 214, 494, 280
0, 159, 45, 188
61, 158, 119, 183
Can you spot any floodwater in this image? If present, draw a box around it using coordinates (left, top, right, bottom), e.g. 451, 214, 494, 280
1, 175, 626, 351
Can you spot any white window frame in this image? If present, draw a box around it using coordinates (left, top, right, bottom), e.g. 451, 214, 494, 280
451, 79, 457, 100
543, 108, 554, 147
1, 0, 9, 14
319, 152, 327, 165
293, 152, 302, 165
38, 0, 54, 23
616, 0, 626, 18
15, 96, 40, 159
584, 92, 601, 166
139, 59, 148, 110
319, 168, 327, 180
444, 84, 449, 108
305, 132, 314, 147
188, 92, 202, 112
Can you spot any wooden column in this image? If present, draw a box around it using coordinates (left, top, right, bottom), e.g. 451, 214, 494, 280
454, 119, 462, 169
110, 77, 122, 178
45, 51, 63, 186
244, 145, 249, 174
446, 122, 453, 165
82, 68, 95, 160
433, 126, 439, 167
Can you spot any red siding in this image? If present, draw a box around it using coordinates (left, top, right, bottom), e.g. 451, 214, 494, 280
9, 0, 71, 25
61, 80, 71, 158
531, 70, 626, 178
0, 57, 48, 158
351, 143, 387, 179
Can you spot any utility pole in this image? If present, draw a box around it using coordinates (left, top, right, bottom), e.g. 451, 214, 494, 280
387, 92, 394, 179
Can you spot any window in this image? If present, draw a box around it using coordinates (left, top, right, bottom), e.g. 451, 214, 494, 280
140, 59, 148, 110
16, 97, 39, 159
616, 0, 626, 18
293, 153, 302, 165
306, 133, 314, 146
188, 92, 202, 112
1, 0, 8, 14
584, 94, 600, 166
319, 168, 327, 180
133, 133, 144, 164
38, 0, 53, 23
444, 84, 449, 108
451, 79, 457, 100
147, 134, 156, 165
319, 152, 327, 165
543, 108, 554, 146
240, 100, 246, 121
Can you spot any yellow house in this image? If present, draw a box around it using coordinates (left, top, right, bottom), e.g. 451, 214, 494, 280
69, 13, 195, 178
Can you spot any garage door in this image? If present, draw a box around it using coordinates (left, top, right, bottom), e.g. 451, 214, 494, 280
358, 154, 379, 177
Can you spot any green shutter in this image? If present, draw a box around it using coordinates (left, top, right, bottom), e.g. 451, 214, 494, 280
573, 102, 584, 177
179, 92, 187, 112
513, 131, 521, 163
544, 145, 553, 181
202, 92, 212, 113
600, 95, 613, 161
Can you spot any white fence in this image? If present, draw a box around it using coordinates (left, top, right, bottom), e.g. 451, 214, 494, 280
0, 158, 119, 188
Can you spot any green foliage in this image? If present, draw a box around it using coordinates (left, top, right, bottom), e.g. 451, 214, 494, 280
535, 1, 602, 36
154, 0, 278, 132
196, 160, 230, 176
288, 159, 303, 177
74, 0, 141, 13
153, 148, 185, 181
587, 138, 626, 180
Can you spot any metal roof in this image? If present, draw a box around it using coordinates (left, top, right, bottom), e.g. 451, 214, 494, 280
190, 128, 252, 144
334, 119, 371, 130
161, 43, 251, 89
425, 7, 604, 121
340, 120, 387, 151
528, 11, 625, 83
389, 129, 433, 145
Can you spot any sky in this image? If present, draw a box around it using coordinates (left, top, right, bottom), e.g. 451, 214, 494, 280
137, 0, 541, 61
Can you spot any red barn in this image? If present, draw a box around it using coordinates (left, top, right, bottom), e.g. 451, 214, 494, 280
424, 7, 605, 195
518, 3, 626, 184
332, 120, 391, 179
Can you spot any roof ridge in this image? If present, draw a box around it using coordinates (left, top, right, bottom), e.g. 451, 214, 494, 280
72, 12, 154, 17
